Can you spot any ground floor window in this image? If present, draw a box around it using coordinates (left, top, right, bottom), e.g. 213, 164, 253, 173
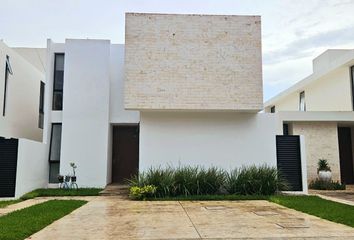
49, 123, 62, 183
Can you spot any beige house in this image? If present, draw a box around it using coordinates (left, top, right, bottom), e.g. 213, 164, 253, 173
265, 49, 354, 184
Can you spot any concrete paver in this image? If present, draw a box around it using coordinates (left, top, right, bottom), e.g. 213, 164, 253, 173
27, 196, 354, 240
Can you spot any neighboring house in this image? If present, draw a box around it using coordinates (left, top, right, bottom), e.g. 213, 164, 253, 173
0, 41, 47, 198
265, 49, 354, 184
1, 13, 311, 198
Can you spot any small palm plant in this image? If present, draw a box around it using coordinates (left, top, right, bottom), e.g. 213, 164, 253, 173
317, 159, 331, 173
317, 159, 332, 182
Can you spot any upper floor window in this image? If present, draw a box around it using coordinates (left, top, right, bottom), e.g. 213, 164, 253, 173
3, 55, 13, 116
299, 91, 306, 111
38, 81, 45, 129
52, 53, 65, 110
270, 106, 275, 113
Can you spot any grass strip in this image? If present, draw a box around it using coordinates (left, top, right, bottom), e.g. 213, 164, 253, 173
0, 200, 21, 209
270, 195, 354, 227
0, 199, 86, 240
21, 188, 102, 200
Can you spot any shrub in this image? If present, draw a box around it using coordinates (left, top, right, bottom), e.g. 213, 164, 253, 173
129, 185, 157, 200
129, 165, 285, 198
225, 165, 287, 195
309, 179, 345, 190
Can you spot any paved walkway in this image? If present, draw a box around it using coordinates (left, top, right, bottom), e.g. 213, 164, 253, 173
27, 196, 354, 240
310, 185, 354, 206
0, 196, 95, 216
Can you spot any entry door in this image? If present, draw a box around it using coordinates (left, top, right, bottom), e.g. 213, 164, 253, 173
338, 127, 354, 184
112, 125, 139, 183
276, 135, 302, 191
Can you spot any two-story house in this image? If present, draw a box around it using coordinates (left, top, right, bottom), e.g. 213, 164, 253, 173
265, 50, 354, 184
1, 13, 311, 198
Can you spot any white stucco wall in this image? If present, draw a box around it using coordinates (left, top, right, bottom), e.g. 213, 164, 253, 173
0, 41, 44, 141
269, 67, 352, 112
109, 44, 139, 123
59, 39, 111, 187
139, 112, 277, 171
15, 138, 48, 198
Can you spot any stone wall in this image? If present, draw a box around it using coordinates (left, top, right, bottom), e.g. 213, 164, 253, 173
124, 13, 263, 111
292, 122, 340, 182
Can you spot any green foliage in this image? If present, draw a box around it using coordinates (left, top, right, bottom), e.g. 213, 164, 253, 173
318, 159, 331, 172
129, 185, 157, 200
225, 165, 288, 195
0, 200, 86, 240
21, 188, 102, 200
309, 179, 345, 190
129, 165, 285, 198
269, 195, 354, 228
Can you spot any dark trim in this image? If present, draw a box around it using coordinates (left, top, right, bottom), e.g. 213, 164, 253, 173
283, 123, 289, 135
38, 81, 45, 129
52, 53, 64, 111
351, 66, 354, 111
3, 55, 9, 116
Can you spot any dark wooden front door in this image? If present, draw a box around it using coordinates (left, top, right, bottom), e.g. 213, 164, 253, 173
112, 125, 139, 183
338, 127, 354, 184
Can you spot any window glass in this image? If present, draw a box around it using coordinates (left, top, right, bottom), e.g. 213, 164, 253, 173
52, 53, 64, 110
49, 124, 62, 161
299, 91, 306, 111
49, 162, 60, 183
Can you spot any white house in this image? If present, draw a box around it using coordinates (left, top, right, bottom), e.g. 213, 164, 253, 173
1, 13, 310, 198
265, 49, 354, 184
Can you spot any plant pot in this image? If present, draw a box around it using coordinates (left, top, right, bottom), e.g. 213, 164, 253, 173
58, 175, 64, 183
71, 176, 77, 182
65, 175, 71, 182
318, 171, 332, 182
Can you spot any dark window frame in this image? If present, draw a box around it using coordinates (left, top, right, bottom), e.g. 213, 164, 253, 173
270, 106, 275, 113
3, 55, 13, 116
52, 53, 64, 111
48, 123, 62, 183
48, 123, 62, 162
38, 81, 45, 129
299, 91, 306, 111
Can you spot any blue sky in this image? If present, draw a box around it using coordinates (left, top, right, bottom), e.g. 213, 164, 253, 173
1, 0, 354, 100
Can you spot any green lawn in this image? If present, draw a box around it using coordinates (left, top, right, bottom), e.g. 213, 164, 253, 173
0, 200, 21, 209
20, 188, 102, 200
0, 200, 86, 240
270, 195, 354, 227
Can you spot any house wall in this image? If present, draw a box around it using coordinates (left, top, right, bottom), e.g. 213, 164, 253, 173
0, 41, 44, 142
292, 122, 341, 182
59, 39, 111, 187
139, 112, 277, 171
109, 44, 140, 123
268, 67, 352, 112
15, 138, 48, 198
125, 13, 263, 111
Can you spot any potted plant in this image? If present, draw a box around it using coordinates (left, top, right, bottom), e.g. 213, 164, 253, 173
70, 162, 77, 182
317, 159, 332, 182
58, 174, 64, 183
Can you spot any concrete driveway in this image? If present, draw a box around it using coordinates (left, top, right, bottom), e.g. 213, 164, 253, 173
28, 196, 354, 240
